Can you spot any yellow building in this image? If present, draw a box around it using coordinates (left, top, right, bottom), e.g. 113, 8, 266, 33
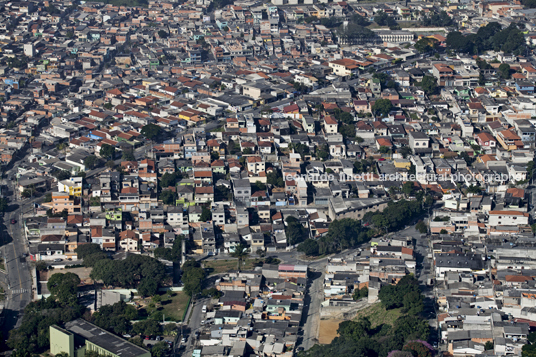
58, 177, 83, 197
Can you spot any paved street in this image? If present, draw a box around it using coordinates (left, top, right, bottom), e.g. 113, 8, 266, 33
180, 297, 208, 356
1, 174, 33, 337
300, 270, 324, 351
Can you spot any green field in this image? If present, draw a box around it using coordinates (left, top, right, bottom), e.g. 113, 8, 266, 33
204, 258, 260, 275
160, 292, 190, 322
353, 303, 402, 327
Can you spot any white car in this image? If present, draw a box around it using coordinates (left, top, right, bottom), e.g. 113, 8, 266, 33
181, 337, 186, 344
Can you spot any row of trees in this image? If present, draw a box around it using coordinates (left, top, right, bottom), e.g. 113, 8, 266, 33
446, 22, 526, 55
298, 197, 431, 257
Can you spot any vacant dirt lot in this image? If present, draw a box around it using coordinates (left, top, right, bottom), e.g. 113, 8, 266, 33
41, 267, 93, 284
318, 319, 343, 344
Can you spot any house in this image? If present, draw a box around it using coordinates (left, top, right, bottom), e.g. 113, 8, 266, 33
328, 59, 359, 77
119, 230, 139, 252
324, 116, 338, 134
474, 132, 496, 149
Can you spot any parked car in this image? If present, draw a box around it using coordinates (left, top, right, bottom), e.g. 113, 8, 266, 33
181, 337, 186, 344
54, 258, 63, 262
11, 219, 16, 224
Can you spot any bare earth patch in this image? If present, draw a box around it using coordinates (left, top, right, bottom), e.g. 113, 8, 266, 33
318, 319, 343, 344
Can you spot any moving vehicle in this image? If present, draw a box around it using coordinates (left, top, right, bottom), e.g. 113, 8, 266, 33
202, 305, 207, 313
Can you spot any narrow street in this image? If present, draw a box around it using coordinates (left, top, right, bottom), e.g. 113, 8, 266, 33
300, 270, 324, 351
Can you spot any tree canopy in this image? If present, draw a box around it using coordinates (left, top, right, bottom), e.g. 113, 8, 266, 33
378, 275, 424, 315
92, 301, 138, 335
446, 22, 526, 55
420, 11, 453, 27
141, 124, 162, 141
100, 144, 115, 159
90, 254, 167, 293
420, 76, 438, 95
181, 259, 206, 296
285, 216, 309, 246
47, 272, 81, 306
414, 37, 438, 53
374, 11, 399, 29
372, 99, 393, 117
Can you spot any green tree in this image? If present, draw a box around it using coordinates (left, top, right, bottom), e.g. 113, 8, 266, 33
157, 30, 168, 38
160, 172, 180, 188
352, 287, 368, 300
141, 124, 162, 141
200, 206, 212, 221
421, 75, 438, 95
285, 216, 308, 245
182, 260, 206, 296
414, 37, 438, 53
415, 220, 427, 234
99, 144, 115, 160
230, 243, 249, 271
132, 319, 161, 337
137, 278, 159, 297
151, 342, 169, 357
339, 123, 356, 140
466, 185, 483, 194
84, 155, 98, 170
484, 341, 494, 350
399, 146, 412, 159
402, 181, 415, 197
160, 189, 177, 205
92, 301, 138, 335
83, 252, 107, 267
297, 239, 319, 256
0, 197, 8, 212
122, 150, 136, 161
372, 99, 393, 117
403, 340, 433, 357
47, 272, 81, 306
316, 144, 329, 161
523, 343, 536, 357
478, 73, 486, 86
54, 170, 71, 181
498, 63, 511, 79
75, 244, 103, 259
267, 169, 284, 187
379, 145, 390, 154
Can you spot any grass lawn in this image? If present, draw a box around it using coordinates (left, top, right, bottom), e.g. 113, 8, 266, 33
160, 292, 190, 322
353, 303, 402, 328
204, 258, 260, 275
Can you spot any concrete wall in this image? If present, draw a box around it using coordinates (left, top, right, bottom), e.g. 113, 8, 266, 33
50, 325, 74, 357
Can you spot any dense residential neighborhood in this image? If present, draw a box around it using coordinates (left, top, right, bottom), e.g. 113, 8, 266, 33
1, 0, 536, 356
